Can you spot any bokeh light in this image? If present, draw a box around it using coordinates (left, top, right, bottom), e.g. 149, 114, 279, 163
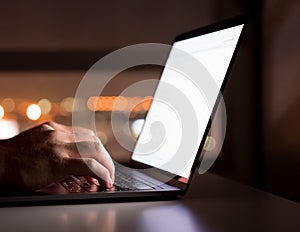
113, 96, 128, 111
0, 105, 4, 119
97, 131, 108, 145
203, 136, 216, 151
87, 96, 98, 111
141, 96, 152, 111
38, 98, 52, 114
131, 119, 145, 139
1, 98, 15, 113
26, 104, 42, 120
0, 119, 19, 139
60, 97, 74, 116
87, 96, 153, 112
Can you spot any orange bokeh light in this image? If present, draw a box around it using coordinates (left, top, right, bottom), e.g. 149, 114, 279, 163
86, 96, 152, 112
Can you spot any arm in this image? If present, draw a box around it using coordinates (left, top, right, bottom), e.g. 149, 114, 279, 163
0, 121, 114, 191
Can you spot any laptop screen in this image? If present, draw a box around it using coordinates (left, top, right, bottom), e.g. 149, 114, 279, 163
131, 23, 244, 178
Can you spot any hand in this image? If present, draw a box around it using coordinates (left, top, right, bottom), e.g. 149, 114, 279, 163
0, 121, 115, 191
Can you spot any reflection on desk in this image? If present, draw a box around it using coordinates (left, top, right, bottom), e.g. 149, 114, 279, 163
0, 173, 299, 232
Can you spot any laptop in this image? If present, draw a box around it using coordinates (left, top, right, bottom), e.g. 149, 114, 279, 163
0, 15, 246, 205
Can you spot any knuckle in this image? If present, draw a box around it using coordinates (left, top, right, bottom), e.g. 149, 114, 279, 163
86, 158, 97, 169
85, 128, 95, 135
40, 121, 55, 131
46, 121, 56, 127
40, 123, 50, 131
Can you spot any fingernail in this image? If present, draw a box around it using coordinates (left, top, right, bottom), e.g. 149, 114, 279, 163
108, 177, 113, 186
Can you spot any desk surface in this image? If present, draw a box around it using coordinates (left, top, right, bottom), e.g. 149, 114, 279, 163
0, 173, 299, 232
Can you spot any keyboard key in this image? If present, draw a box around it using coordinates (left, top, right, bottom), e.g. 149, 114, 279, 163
85, 176, 100, 186
61, 177, 84, 193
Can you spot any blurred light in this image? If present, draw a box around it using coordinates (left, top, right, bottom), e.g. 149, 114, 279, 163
131, 119, 145, 139
38, 98, 52, 114
0, 105, 4, 119
73, 98, 86, 112
113, 96, 128, 111
1, 98, 15, 113
87, 96, 98, 111
26, 104, 42, 120
97, 131, 108, 145
203, 136, 216, 151
132, 97, 144, 113
60, 97, 74, 115
142, 97, 152, 110
107, 96, 113, 111
101, 96, 109, 111
86, 96, 152, 112
0, 119, 19, 139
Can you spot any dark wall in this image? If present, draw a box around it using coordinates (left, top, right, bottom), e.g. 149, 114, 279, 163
262, 0, 300, 201
0, 1, 215, 51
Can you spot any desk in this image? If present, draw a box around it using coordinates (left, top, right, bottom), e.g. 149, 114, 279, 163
0, 173, 299, 232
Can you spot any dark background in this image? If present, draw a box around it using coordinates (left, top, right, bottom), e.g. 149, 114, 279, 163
0, 0, 299, 202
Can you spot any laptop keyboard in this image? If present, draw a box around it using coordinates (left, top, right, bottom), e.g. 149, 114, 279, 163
60, 171, 155, 193
113, 171, 154, 190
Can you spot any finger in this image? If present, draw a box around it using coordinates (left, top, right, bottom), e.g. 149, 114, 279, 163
46, 121, 95, 135
51, 131, 100, 144
64, 141, 115, 181
97, 140, 115, 182
61, 157, 113, 188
